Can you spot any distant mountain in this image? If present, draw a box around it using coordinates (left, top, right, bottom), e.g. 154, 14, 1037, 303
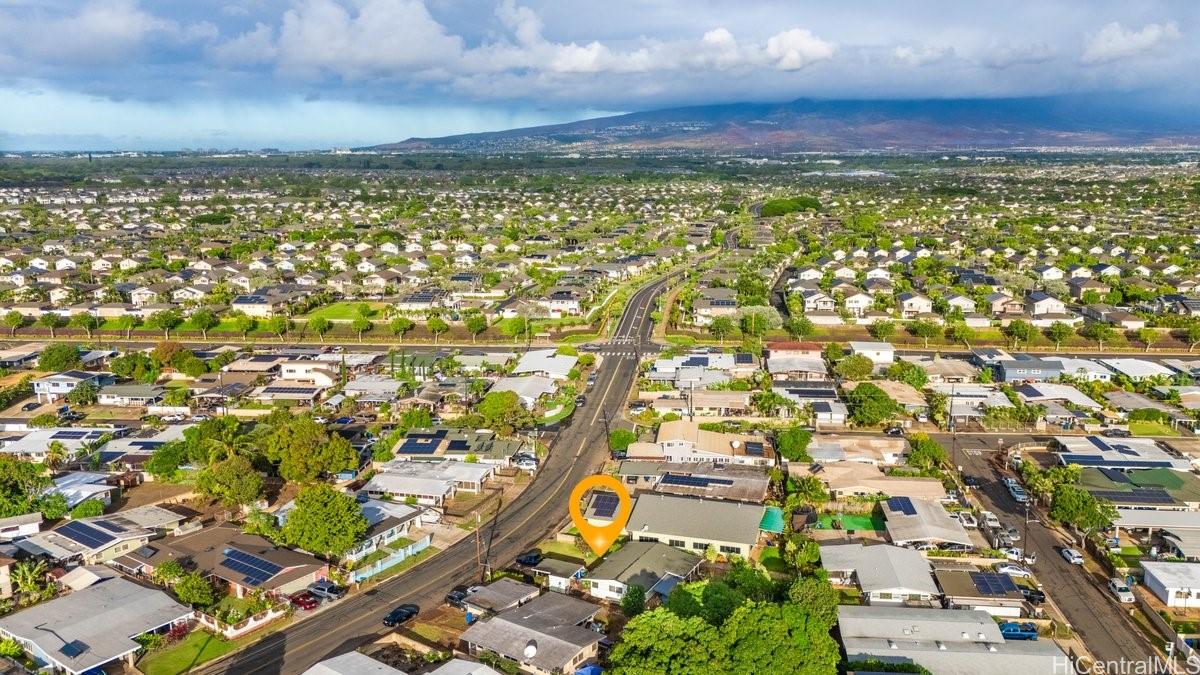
373, 97, 1200, 152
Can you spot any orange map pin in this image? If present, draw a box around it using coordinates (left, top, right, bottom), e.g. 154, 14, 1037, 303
569, 474, 632, 557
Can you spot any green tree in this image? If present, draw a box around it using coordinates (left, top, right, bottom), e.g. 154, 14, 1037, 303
65, 380, 99, 406
1137, 327, 1157, 352
1002, 319, 1036, 349
944, 322, 976, 346
721, 601, 840, 675
174, 571, 216, 607
70, 499, 105, 519
351, 315, 372, 342
610, 608, 727, 675
390, 316, 415, 342
908, 319, 940, 348
885, 361, 928, 389
847, 383, 900, 426
906, 434, 948, 470
476, 390, 534, 435
38, 342, 81, 371
281, 484, 369, 558
263, 415, 357, 482
308, 316, 333, 341
868, 320, 895, 342
265, 316, 293, 341
191, 309, 219, 339
427, 316, 449, 344
196, 455, 263, 507
234, 313, 258, 339
500, 316, 528, 344
775, 427, 813, 462
36, 313, 64, 338
621, 583, 647, 618
116, 314, 141, 339
3, 311, 24, 337
608, 428, 637, 452
147, 309, 183, 340
69, 313, 100, 339
709, 316, 735, 344
146, 442, 188, 480
1050, 485, 1117, 537
1045, 321, 1073, 351
1184, 322, 1200, 352
1079, 321, 1115, 352
834, 354, 873, 380
783, 316, 814, 340
152, 559, 184, 586
465, 314, 488, 343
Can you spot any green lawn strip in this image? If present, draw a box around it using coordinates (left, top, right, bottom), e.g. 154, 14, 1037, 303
758, 547, 788, 573
363, 546, 441, 583
538, 399, 576, 426
1130, 420, 1179, 437
138, 631, 237, 675
299, 301, 387, 321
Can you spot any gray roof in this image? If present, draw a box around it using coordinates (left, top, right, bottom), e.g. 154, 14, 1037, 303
819, 543, 937, 595
883, 498, 972, 547
588, 541, 702, 590
0, 577, 190, 674
429, 660, 504, 675
625, 494, 765, 546
302, 652, 404, 675
464, 578, 540, 613
460, 593, 600, 672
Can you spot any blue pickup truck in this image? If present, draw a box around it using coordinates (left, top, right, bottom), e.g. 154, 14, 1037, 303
999, 622, 1039, 641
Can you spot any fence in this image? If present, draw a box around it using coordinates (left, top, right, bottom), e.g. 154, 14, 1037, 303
193, 604, 289, 640
349, 533, 433, 583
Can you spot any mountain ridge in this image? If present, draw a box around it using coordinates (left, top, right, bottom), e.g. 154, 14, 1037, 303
371, 96, 1200, 152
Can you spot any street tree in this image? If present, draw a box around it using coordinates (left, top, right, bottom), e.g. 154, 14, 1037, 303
281, 484, 369, 558
1045, 321, 1073, 351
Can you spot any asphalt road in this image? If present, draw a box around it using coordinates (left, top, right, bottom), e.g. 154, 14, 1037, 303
193, 276, 671, 675
938, 433, 1163, 668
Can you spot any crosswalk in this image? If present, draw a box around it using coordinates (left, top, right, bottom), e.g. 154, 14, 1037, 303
599, 350, 642, 358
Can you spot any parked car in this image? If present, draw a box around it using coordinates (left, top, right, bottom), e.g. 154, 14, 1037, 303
995, 563, 1034, 579
1107, 578, 1135, 603
307, 580, 346, 600
1009, 485, 1029, 504
20, 402, 39, 412
956, 512, 978, 528
1002, 548, 1037, 565
962, 475, 983, 488
1005, 526, 1021, 542
981, 511, 1002, 529
1061, 548, 1085, 565
1102, 428, 1132, 438
383, 604, 420, 626
574, 395, 586, 406
1002, 477, 1019, 489
883, 426, 905, 437
999, 622, 1039, 641
514, 458, 538, 471
515, 549, 544, 566
333, 416, 354, 425
444, 588, 468, 609
1020, 587, 1046, 605
290, 592, 320, 610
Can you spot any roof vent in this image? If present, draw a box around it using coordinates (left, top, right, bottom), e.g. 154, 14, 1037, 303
937, 641, 946, 651
977, 632, 986, 640
887, 640, 897, 650
961, 631, 970, 639
988, 644, 998, 652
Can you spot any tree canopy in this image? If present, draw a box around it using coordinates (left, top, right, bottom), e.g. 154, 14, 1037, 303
281, 484, 368, 558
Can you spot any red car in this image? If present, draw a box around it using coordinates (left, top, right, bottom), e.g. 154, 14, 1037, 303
290, 592, 320, 610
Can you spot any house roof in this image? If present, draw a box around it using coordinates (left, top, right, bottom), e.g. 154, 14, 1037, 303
459, 593, 600, 673
0, 577, 190, 674
819, 543, 937, 595
302, 652, 404, 675
625, 494, 765, 546
882, 497, 972, 546
587, 541, 702, 591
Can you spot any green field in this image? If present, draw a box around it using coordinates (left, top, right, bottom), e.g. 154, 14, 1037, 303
1129, 420, 1179, 437
138, 631, 236, 675
300, 301, 386, 321
816, 513, 885, 531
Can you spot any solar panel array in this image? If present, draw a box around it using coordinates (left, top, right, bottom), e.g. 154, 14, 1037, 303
886, 496, 917, 516
92, 520, 127, 533
970, 571, 1018, 596
1092, 488, 1175, 505
1098, 468, 1132, 484
51, 430, 89, 440
220, 548, 283, 587
734, 353, 754, 365
447, 439, 470, 452
681, 357, 709, 368
660, 474, 734, 488
1060, 454, 1172, 468
58, 521, 116, 549
745, 442, 765, 457
263, 386, 319, 395
591, 492, 619, 518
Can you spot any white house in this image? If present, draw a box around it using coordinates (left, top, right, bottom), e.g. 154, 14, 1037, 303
848, 341, 895, 365
1143, 561, 1200, 609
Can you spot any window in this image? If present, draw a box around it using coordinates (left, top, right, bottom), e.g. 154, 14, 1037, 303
719, 545, 740, 554
638, 536, 658, 543
669, 539, 685, 548
692, 542, 707, 551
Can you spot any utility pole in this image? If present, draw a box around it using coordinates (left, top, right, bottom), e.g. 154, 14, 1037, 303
1023, 497, 1033, 563
600, 409, 613, 454
474, 512, 483, 582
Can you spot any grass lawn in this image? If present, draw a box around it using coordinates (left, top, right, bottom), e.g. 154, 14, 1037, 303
816, 514, 885, 531
355, 548, 393, 568
139, 631, 236, 675
758, 547, 788, 573
836, 588, 862, 605
538, 399, 576, 426
1129, 420, 1179, 437
300, 301, 386, 321
537, 538, 592, 564
367, 546, 440, 582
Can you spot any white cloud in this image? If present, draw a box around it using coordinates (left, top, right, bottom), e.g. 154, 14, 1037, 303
765, 28, 835, 71
1082, 21, 1179, 64
892, 44, 953, 67
211, 22, 276, 65
983, 42, 1055, 68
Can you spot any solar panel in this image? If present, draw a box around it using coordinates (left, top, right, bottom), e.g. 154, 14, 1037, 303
970, 572, 1018, 596
660, 474, 734, 488
886, 496, 917, 516
1060, 454, 1173, 469
92, 520, 126, 533
220, 548, 282, 587
591, 492, 619, 518
1092, 488, 1175, 504
60, 640, 88, 658
447, 439, 470, 451
734, 353, 753, 365
745, 442, 765, 457
263, 386, 319, 395
51, 431, 88, 440
1098, 468, 1132, 484
57, 521, 116, 549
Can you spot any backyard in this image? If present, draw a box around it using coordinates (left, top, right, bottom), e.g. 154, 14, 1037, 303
1130, 420, 1179, 437
138, 630, 236, 675
815, 513, 886, 532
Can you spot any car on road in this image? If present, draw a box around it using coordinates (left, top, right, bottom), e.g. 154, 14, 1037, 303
1002, 476, 1019, 489
962, 475, 983, 488
307, 580, 346, 600
1005, 526, 1021, 542
1102, 428, 1132, 438
574, 395, 586, 406
580, 344, 602, 352
20, 402, 39, 412
883, 426, 905, 437
290, 592, 320, 610
994, 563, 1034, 579
1061, 548, 1085, 565
1009, 485, 1029, 503
981, 511, 1002, 530
333, 416, 354, 425
515, 549, 544, 567
383, 604, 420, 626
1107, 578, 1135, 603
1002, 548, 1036, 565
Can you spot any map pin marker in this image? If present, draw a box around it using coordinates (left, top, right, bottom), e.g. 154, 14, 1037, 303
569, 474, 632, 557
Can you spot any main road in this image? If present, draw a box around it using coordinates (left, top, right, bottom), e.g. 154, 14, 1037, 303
195, 275, 675, 675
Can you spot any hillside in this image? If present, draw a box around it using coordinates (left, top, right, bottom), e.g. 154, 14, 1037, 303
373, 97, 1200, 153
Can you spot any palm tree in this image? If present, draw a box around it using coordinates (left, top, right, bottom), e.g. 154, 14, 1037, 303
45, 441, 69, 471
11, 560, 48, 602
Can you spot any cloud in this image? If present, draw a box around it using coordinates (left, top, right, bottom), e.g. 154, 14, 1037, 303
982, 42, 1055, 68
892, 44, 953, 67
765, 28, 836, 71
1082, 21, 1180, 64
211, 22, 276, 65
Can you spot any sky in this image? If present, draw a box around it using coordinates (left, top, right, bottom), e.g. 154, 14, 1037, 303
0, 0, 1196, 150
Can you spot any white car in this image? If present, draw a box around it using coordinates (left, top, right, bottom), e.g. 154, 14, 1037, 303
981, 511, 1002, 529
1061, 548, 1085, 565
957, 512, 979, 528
995, 562, 1034, 579
1108, 578, 1135, 603
1009, 485, 1029, 504
1002, 476, 1019, 488
1002, 548, 1037, 565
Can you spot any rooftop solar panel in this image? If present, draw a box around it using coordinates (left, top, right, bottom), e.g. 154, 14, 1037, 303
734, 353, 753, 364
591, 492, 619, 518
1098, 467, 1132, 484
57, 521, 116, 549
92, 520, 126, 533
970, 572, 1018, 596
744, 442, 765, 457
886, 496, 917, 516
1091, 488, 1175, 504
447, 439, 470, 451
51, 431, 88, 440
660, 474, 735, 488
